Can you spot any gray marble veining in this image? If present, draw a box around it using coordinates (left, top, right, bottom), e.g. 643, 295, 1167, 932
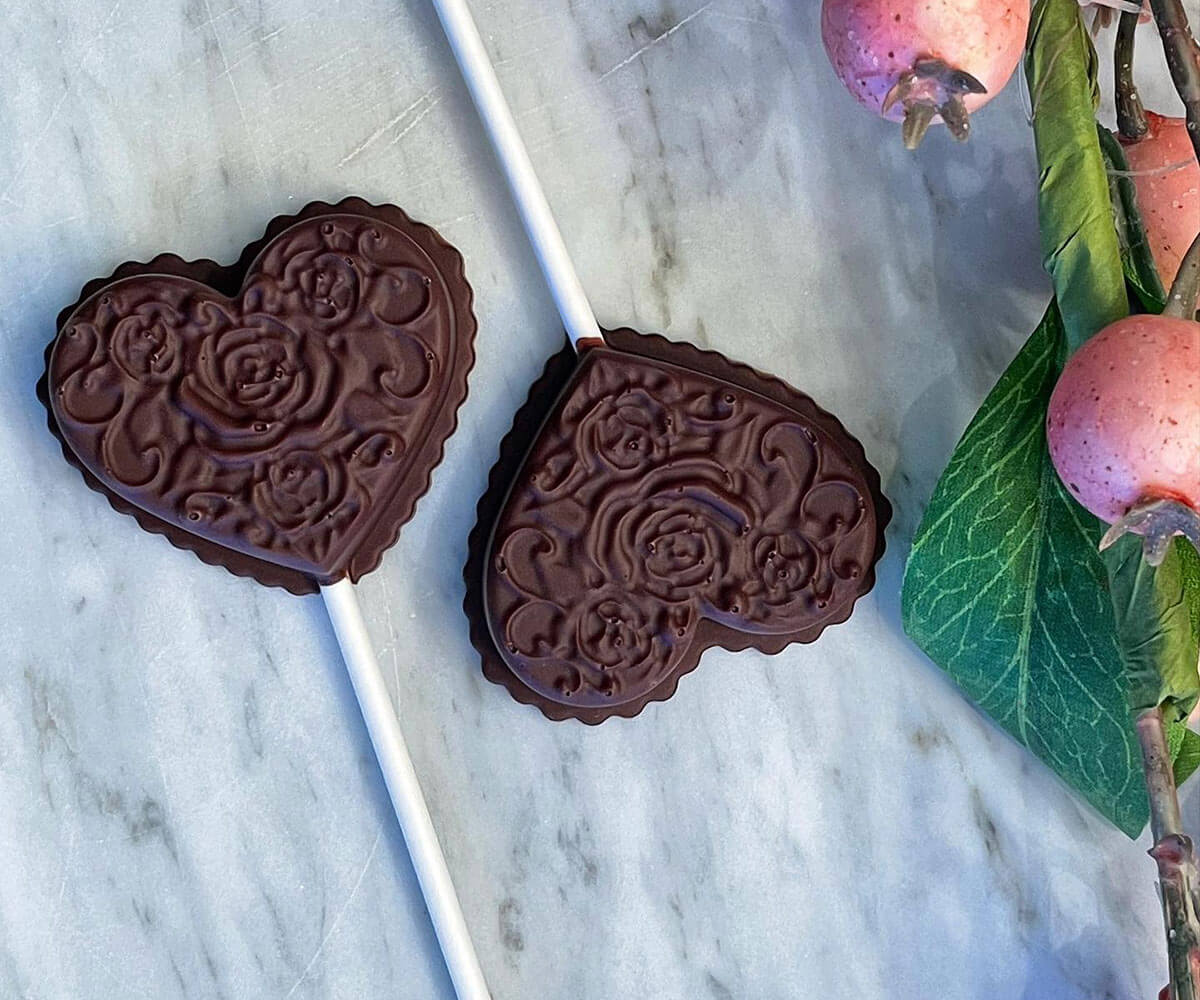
1, 1, 1195, 997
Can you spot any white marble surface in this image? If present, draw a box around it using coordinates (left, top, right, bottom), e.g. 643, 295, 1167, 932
1, 1, 1196, 997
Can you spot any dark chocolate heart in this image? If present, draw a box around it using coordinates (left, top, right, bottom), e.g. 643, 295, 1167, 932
465, 329, 890, 723
40, 199, 475, 594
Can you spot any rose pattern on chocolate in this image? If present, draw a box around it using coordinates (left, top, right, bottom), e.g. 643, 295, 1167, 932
109, 302, 185, 385
178, 313, 338, 453
44, 203, 475, 592
479, 337, 888, 722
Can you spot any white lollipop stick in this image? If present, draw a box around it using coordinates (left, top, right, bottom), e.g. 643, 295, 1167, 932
431, 0, 601, 350
321, 580, 491, 1000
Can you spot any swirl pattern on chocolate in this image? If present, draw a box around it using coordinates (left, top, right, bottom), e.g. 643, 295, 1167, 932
42, 201, 475, 593
472, 330, 889, 723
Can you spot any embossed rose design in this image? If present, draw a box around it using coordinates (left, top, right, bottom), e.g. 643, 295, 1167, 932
576, 388, 672, 474
180, 315, 334, 452
574, 589, 675, 683
282, 248, 360, 327
751, 533, 816, 608
110, 303, 184, 384
605, 495, 741, 605
252, 450, 346, 533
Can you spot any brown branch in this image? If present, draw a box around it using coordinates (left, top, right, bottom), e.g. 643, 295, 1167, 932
1135, 18, 1200, 995
1164, 231, 1200, 317
1117, 10, 1150, 139
1138, 708, 1200, 1000
1148, 0, 1200, 164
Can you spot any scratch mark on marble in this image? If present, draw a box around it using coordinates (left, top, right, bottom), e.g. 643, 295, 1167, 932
41, 215, 81, 231
384, 99, 442, 150
244, 683, 264, 759
598, 2, 713, 81
216, 49, 259, 81
88, 0, 123, 44
283, 827, 382, 997
707, 9, 776, 29
48, 826, 78, 939
257, 22, 288, 45
192, 1, 236, 33
169, 52, 208, 82
336, 90, 438, 168
310, 48, 354, 77
55, 843, 75, 907
493, 37, 562, 69
200, 0, 267, 188
434, 211, 479, 231
1, 84, 72, 206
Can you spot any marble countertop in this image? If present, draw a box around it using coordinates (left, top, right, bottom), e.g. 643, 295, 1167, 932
2, 1, 1196, 997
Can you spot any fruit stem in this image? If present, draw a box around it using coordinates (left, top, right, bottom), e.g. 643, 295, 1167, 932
1116, 10, 1150, 140
902, 104, 937, 150
1147, 0, 1200, 164
1137, 707, 1200, 1000
1164, 231, 1200, 317
883, 58, 986, 150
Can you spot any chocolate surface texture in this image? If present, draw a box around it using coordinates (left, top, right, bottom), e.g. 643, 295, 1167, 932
466, 329, 891, 724
40, 199, 476, 594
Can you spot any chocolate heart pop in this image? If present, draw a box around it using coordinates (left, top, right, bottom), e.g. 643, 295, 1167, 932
433, 0, 891, 723
39, 198, 492, 999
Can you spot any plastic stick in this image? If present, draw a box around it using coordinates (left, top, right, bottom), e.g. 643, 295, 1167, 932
321, 579, 491, 1000
431, 0, 602, 349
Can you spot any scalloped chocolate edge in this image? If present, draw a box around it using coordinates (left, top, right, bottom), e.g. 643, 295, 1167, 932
38, 197, 477, 595
463, 327, 892, 724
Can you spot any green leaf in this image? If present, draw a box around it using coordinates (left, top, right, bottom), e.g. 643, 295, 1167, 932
1026, 0, 1127, 350
1103, 536, 1200, 719
902, 304, 1150, 836
1169, 722, 1200, 788
1181, 543, 1200, 646
1097, 124, 1167, 310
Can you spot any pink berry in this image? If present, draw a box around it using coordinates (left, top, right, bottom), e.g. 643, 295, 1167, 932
1047, 315, 1200, 562
1121, 114, 1200, 290
820, 0, 1028, 148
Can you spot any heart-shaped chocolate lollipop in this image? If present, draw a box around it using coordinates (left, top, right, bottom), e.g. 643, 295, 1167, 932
40, 199, 475, 594
466, 329, 890, 723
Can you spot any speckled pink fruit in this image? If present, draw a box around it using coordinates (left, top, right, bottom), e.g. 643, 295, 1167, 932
1047, 315, 1200, 524
1121, 114, 1200, 289
820, 0, 1028, 124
